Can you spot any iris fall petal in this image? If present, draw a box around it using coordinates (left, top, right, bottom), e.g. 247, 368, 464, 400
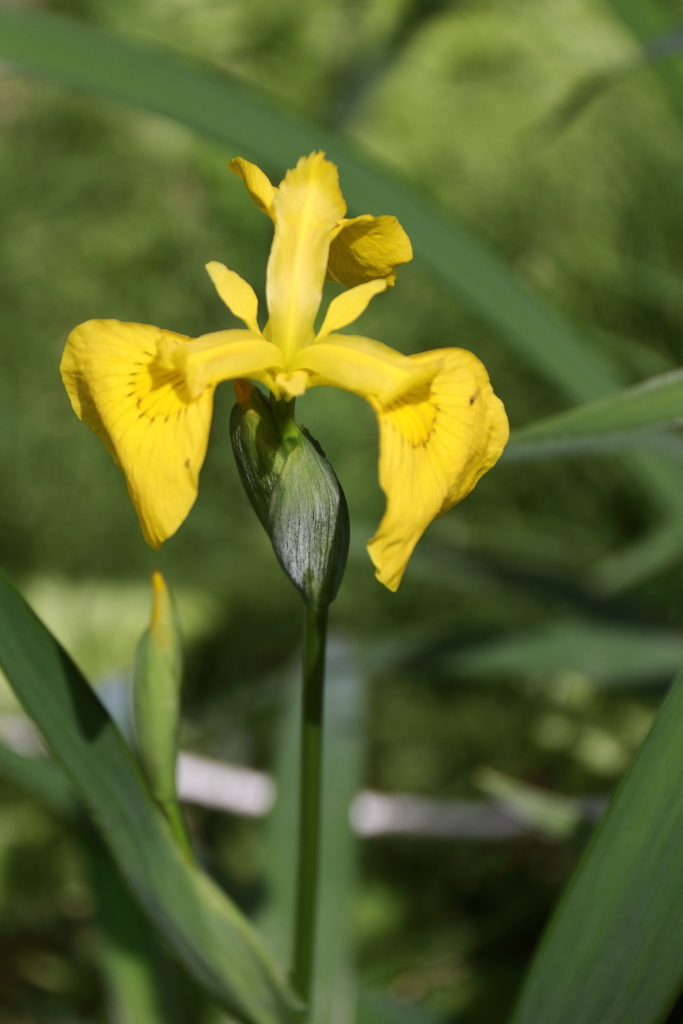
367, 349, 509, 591
61, 320, 215, 549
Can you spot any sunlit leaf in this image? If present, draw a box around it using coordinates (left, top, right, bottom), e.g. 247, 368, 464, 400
511, 667, 683, 1024
0, 571, 298, 1024
509, 368, 683, 447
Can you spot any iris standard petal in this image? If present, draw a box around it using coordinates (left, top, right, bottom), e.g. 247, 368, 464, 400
228, 157, 276, 217
328, 215, 413, 288
367, 349, 509, 591
174, 329, 284, 398
205, 262, 260, 333
228, 156, 412, 290
60, 319, 215, 549
266, 153, 346, 360
316, 279, 387, 338
292, 334, 440, 406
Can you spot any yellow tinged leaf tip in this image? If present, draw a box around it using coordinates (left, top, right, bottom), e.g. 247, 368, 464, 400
149, 570, 178, 650
151, 569, 166, 602
366, 349, 509, 591
60, 319, 215, 549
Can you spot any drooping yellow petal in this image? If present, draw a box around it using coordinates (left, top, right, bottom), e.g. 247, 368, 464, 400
316, 279, 387, 338
60, 320, 215, 549
173, 329, 284, 398
367, 349, 509, 591
228, 157, 276, 218
267, 152, 346, 361
292, 334, 440, 406
205, 262, 260, 333
328, 215, 413, 288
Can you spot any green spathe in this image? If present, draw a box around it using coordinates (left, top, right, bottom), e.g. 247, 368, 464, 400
133, 572, 191, 855
230, 383, 349, 608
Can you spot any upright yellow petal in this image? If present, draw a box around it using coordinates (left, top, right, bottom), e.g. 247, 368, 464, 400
205, 262, 261, 333
328, 215, 413, 288
267, 152, 346, 361
316, 279, 387, 338
228, 157, 276, 218
61, 320, 216, 549
367, 349, 508, 591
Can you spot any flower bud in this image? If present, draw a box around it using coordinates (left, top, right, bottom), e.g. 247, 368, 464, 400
133, 571, 183, 809
230, 382, 349, 608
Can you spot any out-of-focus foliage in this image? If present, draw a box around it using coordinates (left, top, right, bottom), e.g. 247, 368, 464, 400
2, 0, 683, 1020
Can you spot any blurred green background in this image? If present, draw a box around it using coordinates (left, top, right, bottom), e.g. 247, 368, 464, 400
2, 0, 683, 1020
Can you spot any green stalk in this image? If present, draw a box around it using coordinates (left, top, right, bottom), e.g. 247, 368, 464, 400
292, 603, 329, 1010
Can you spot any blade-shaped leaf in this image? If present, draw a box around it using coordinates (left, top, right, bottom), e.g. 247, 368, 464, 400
89, 843, 216, 1024
511, 666, 683, 1024
0, 570, 298, 1024
0, 742, 212, 1024
0, 5, 620, 404
509, 368, 683, 448
448, 618, 683, 687
0, 736, 76, 815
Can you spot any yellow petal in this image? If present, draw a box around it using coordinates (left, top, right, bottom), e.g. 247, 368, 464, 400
60, 320, 215, 549
366, 349, 509, 591
174, 329, 284, 398
228, 157, 276, 218
292, 334, 440, 406
267, 152, 346, 361
205, 262, 260, 333
328, 215, 413, 288
316, 279, 387, 338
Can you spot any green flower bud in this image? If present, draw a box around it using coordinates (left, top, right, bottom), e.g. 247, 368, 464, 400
230, 382, 350, 609
133, 571, 182, 808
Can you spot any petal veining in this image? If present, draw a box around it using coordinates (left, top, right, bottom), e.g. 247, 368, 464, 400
367, 349, 509, 591
328, 215, 413, 288
205, 262, 260, 333
316, 279, 387, 338
61, 319, 215, 550
267, 152, 346, 361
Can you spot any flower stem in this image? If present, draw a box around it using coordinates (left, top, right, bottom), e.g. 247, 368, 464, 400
292, 602, 329, 1010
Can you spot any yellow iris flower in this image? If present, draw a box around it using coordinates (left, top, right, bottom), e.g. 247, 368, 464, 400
61, 152, 508, 591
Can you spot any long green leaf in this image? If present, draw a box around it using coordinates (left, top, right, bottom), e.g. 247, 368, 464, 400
0, 5, 619, 404
509, 368, 683, 449
449, 618, 683, 687
511, 666, 683, 1024
0, 570, 298, 1024
0, 743, 204, 1024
